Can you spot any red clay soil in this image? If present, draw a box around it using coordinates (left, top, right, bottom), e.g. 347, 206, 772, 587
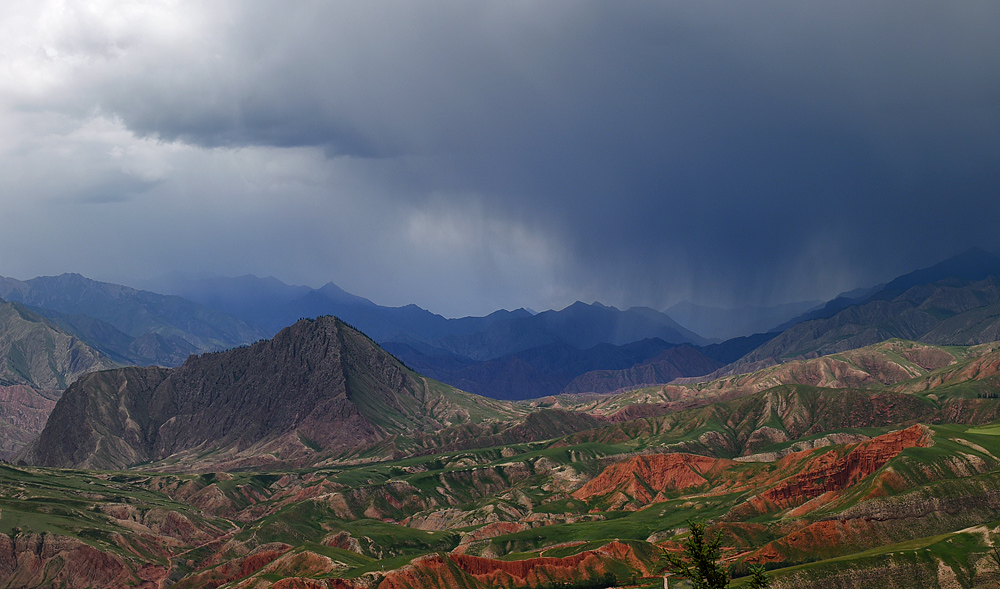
743, 518, 880, 565
0, 533, 156, 589
451, 541, 650, 586
233, 575, 366, 589
269, 579, 360, 589
239, 549, 287, 578
378, 555, 469, 589
573, 453, 729, 503
745, 425, 932, 515
379, 541, 652, 589
458, 522, 529, 545
179, 544, 291, 588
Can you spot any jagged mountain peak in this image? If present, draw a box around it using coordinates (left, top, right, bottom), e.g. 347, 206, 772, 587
20, 316, 516, 471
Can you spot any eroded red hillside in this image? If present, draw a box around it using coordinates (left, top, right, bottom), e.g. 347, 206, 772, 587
742, 424, 933, 516
379, 541, 654, 589
573, 453, 730, 504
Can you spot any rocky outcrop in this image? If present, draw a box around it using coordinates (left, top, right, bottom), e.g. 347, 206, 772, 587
20, 316, 517, 470
0, 385, 60, 458
742, 425, 933, 516
573, 453, 731, 505
378, 541, 654, 589
0, 532, 152, 589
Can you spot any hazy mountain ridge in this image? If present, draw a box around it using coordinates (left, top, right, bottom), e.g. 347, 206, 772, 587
770, 248, 1000, 333
0, 273, 267, 365
560, 345, 723, 395
385, 338, 717, 400
156, 274, 706, 352
666, 299, 822, 341
739, 275, 1000, 369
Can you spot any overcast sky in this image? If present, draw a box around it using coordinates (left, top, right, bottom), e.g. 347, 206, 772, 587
1, 1, 998, 317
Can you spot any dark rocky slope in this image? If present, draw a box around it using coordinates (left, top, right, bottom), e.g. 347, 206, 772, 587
19, 316, 516, 471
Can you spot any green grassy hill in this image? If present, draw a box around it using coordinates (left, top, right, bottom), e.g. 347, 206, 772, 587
10, 337, 1000, 587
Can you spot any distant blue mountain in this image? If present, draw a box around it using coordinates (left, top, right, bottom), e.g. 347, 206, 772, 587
665, 299, 823, 341
157, 275, 708, 361
0, 273, 265, 366
384, 337, 719, 400
869, 247, 1000, 300
772, 248, 1000, 333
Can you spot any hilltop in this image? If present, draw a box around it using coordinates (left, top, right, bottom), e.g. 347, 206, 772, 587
19, 316, 521, 471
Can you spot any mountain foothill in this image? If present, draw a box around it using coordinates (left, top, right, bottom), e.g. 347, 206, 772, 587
6, 248, 1000, 587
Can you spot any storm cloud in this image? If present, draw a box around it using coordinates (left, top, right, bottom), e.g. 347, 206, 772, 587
1, 1, 998, 316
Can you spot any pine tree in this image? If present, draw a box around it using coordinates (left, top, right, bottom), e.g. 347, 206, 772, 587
664, 520, 731, 589
746, 565, 771, 589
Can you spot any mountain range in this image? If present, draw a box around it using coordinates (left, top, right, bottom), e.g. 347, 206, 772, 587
739, 274, 1000, 370
19, 316, 519, 472
665, 299, 822, 341
10, 314, 1000, 587
0, 273, 267, 366
3, 248, 999, 409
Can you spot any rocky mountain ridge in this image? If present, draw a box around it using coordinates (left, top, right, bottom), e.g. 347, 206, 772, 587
0, 273, 266, 366
19, 316, 519, 471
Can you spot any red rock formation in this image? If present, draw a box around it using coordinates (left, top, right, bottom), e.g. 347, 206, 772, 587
0, 532, 157, 588
573, 453, 730, 503
451, 541, 651, 586
270, 580, 331, 589
379, 541, 653, 589
746, 425, 932, 515
378, 555, 468, 589
743, 519, 880, 565
245, 576, 365, 589
178, 543, 291, 588
458, 522, 528, 546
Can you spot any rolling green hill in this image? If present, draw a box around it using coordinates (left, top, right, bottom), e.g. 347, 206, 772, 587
11, 332, 1000, 587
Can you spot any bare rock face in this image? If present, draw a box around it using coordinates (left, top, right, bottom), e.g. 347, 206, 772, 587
743, 425, 934, 516
377, 541, 654, 589
0, 533, 150, 589
0, 301, 118, 390
20, 316, 490, 470
573, 453, 732, 504
0, 385, 60, 459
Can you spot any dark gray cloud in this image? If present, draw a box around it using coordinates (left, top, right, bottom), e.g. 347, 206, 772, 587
1, 1, 999, 315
